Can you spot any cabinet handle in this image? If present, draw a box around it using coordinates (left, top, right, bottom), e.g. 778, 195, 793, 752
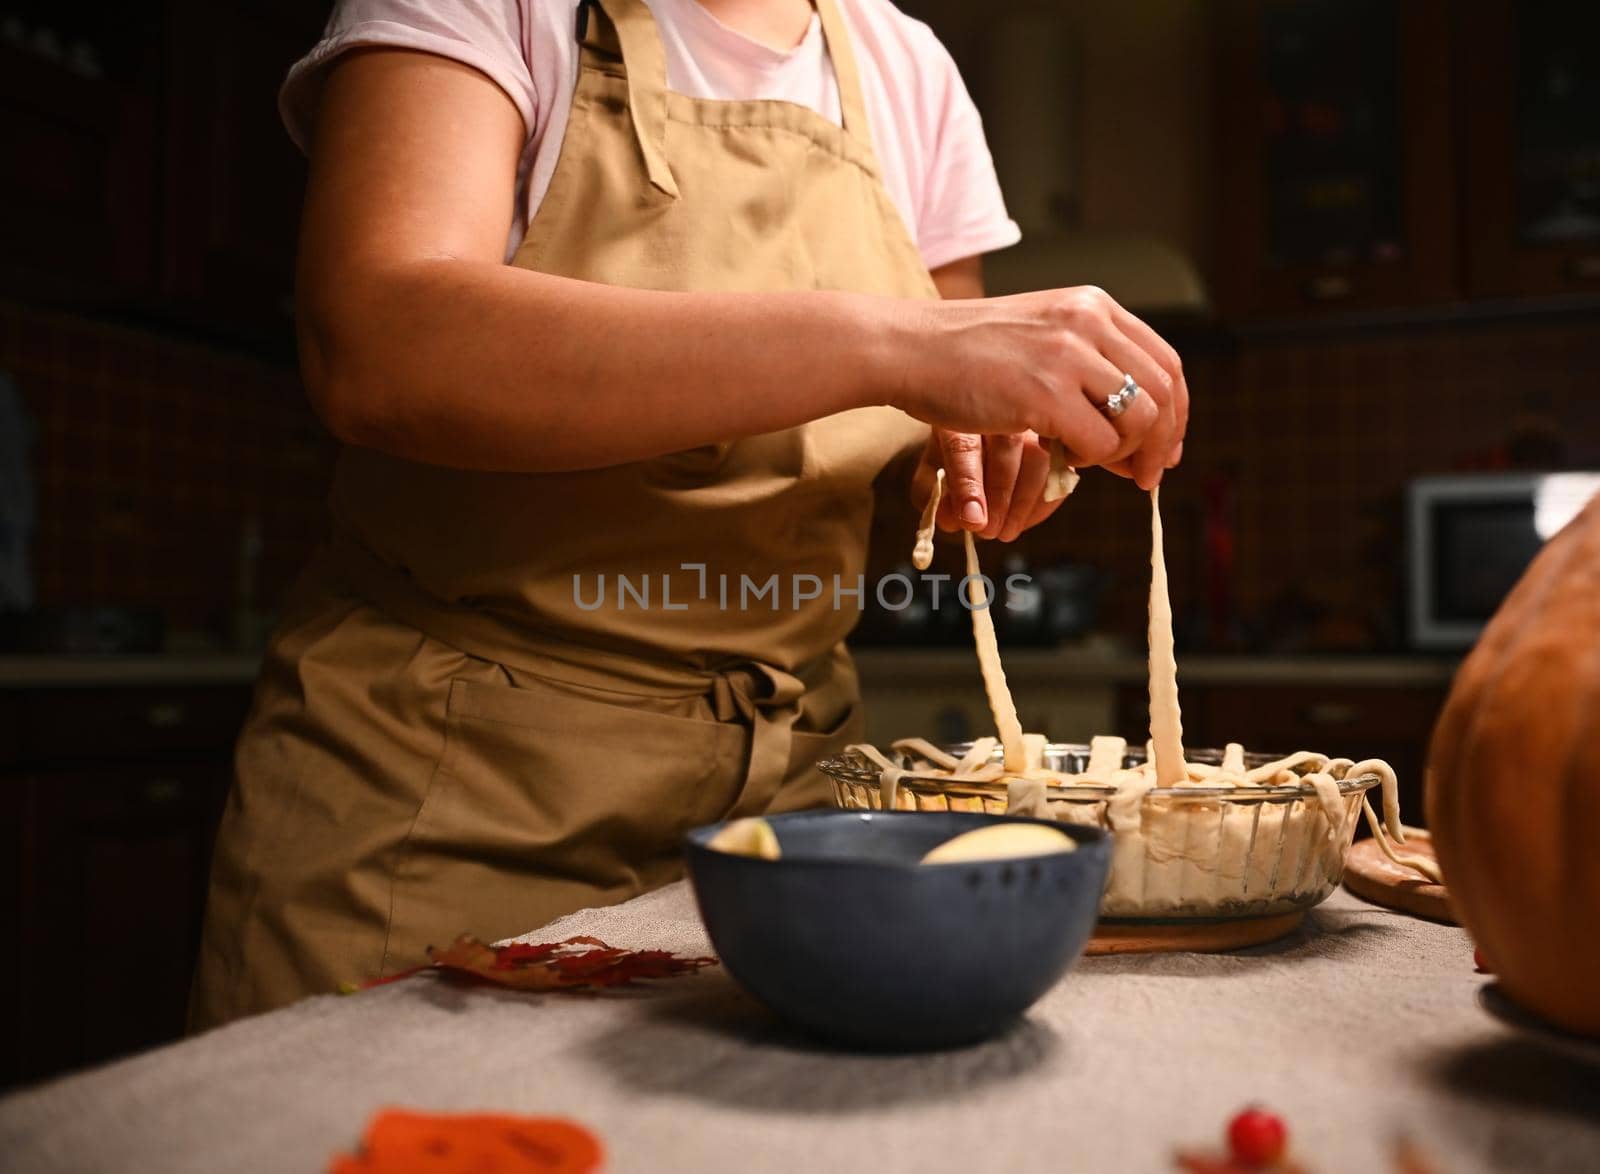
1303, 274, 1353, 302
145, 701, 188, 728
1301, 702, 1359, 726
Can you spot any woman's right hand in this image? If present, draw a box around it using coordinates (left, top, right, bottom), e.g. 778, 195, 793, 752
892, 285, 1189, 492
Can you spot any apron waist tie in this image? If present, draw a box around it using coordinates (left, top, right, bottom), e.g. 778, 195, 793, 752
322, 533, 827, 819
711, 664, 806, 819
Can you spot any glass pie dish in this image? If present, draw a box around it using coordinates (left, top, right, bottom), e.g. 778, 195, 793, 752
818, 742, 1384, 920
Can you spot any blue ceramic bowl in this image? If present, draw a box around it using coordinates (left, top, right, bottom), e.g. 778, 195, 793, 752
685, 810, 1111, 1051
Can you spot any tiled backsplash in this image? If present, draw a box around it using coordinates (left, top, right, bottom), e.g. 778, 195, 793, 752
5, 299, 1598, 651
1, 302, 334, 637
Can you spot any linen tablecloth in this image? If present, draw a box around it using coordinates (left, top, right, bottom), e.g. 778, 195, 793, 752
2, 886, 1597, 1172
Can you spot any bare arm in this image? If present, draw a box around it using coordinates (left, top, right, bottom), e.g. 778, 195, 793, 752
929, 255, 984, 300
297, 50, 915, 473
298, 50, 1187, 484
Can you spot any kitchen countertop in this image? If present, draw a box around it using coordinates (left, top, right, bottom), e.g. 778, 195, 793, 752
2, 888, 1593, 1173
0, 654, 261, 688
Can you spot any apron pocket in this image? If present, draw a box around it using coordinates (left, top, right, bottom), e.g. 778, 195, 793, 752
385, 672, 745, 967
772, 695, 865, 815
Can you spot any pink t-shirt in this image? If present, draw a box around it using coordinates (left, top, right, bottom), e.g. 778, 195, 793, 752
280, 0, 1020, 271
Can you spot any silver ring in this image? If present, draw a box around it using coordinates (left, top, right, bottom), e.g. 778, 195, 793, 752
1102, 373, 1141, 419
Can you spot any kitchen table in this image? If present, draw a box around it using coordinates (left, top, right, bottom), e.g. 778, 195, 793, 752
2, 886, 1596, 1173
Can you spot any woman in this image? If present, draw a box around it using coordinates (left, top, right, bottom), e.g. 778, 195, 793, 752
190, 0, 1189, 1028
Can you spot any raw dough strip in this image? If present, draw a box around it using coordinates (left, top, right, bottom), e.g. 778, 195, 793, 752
1244, 751, 1327, 784
964, 531, 1028, 773
1106, 769, 1156, 833
844, 741, 1071, 794
1360, 796, 1445, 884
1147, 487, 1187, 785
912, 468, 945, 571
1020, 732, 1048, 772
890, 737, 961, 771
1349, 758, 1407, 844
1303, 772, 1346, 839
954, 736, 998, 774
1007, 777, 1050, 818
1084, 735, 1127, 780
1043, 440, 1081, 503
851, 743, 907, 810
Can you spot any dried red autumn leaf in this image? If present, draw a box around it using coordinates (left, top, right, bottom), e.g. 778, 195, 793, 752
353, 935, 716, 993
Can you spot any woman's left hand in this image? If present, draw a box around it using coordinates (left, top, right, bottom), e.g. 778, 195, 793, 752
911, 427, 1084, 543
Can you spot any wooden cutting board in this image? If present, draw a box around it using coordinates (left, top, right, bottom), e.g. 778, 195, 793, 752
1086, 910, 1305, 954
1342, 831, 1456, 924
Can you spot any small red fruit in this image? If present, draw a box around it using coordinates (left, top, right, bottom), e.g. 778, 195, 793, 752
1227, 1106, 1287, 1167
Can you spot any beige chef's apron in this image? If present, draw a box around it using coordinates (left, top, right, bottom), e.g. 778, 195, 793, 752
190, 0, 936, 1029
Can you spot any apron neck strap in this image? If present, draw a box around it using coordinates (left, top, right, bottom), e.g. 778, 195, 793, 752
813, 0, 872, 145
581, 0, 876, 191
582, 0, 681, 198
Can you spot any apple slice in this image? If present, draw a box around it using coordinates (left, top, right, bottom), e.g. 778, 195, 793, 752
920, 822, 1076, 865
706, 817, 781, 860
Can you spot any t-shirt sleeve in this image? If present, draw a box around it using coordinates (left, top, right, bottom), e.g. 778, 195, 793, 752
279, 0, 538, 151
907, 27, 1021, 272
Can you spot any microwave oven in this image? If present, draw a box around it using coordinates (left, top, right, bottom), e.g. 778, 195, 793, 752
1407, 472, 1600, 651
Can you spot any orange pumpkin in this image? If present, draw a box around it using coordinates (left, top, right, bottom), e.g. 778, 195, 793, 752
1427, 494, 1600, 1036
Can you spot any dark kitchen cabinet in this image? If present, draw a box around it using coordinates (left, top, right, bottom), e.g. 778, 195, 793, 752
0, 2, 330, 339
1215, 0, 1600, 321
1115, 680, 1448, 833
1, 680, 252, 1089
1215, 0, 1458, 317
1460, 2, 1600, 301
159, 0, 330, 330
0, 45, 158, 302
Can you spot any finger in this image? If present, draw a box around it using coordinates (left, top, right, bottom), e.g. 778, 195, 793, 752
1096, 330, 1172, 423
937, 494, 962, 531
1111, 305, 1189, 449
1129, 388, 1176, 491
1091, 368, 1162, 467
1062, 338, 1157, 466
937, 429, 987, 531
1096, 327, 1176, 490
1039, 378, 1122, 470
910, 435, 939, 506
998, 436, 1050, 542
1172, 364, 1189, 450
1167, 439, 1183, 468
919, 429, 962, 530
980, 433, 1024, 540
